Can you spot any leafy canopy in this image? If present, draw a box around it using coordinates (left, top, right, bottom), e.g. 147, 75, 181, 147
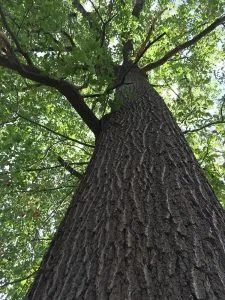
0, 0, 224, 298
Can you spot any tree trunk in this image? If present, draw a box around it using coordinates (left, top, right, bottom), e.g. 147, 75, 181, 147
27, 67, 225, 299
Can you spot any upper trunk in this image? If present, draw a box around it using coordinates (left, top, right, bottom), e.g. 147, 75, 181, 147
27, 67, 225, 299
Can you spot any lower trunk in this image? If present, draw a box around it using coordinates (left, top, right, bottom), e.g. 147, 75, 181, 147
27, 67, 225, 299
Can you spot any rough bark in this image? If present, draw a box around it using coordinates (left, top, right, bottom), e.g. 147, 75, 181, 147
27, 67, 225, 300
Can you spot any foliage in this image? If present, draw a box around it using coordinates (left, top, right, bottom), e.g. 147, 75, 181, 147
0, 0, 224, 298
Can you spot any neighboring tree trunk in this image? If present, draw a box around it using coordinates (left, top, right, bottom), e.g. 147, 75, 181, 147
27, 67, 225, 299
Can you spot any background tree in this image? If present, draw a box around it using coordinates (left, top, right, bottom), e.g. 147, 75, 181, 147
0, 0, 225, 299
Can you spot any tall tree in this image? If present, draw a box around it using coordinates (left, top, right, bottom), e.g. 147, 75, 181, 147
0, 1, 225, 299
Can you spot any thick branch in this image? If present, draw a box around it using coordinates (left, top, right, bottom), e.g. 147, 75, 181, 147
122, 39, 133, 63
142, 15, 225, 72
57, 81, 100, 135
0, 56, 100, 135
132, 0, 145, 18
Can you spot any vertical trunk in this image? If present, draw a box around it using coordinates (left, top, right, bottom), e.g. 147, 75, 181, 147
27, 67, 225, 299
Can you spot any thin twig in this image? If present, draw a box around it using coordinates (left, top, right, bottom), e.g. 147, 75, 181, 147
43, 190, 72, 224
134, 32, 166, 65
132, 0, 145, 18
100, 13, 117, 47
183, 120, 225, 134
0, 271, 36, 288
5, 185, 75, 194
134, 8, 166, 60
62, 30, 75, 47
17, 113, 95, 148
88, 0, 103, 23
0, 161, 88, 175
0, 5, 33, 65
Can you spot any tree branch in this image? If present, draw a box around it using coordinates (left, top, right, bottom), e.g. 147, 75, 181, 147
134, 9, 166, 60
183, 120, 225, 134
0, 5, 33, 65
132, 0, 145, 18
122, 39, 133, 64
17, 113, 95, 148
0, 56, 101, 135
42, 191, 72, 224
0, 161, 88, 175
6, 186, 75, 194
0, 115, 19, 127
57, 80, 100, 136
111, 33, 166, 93
100, 13, 117, 47
28, 46, 73, 53
88, 0, 103, 23
57, 156, 83, 179
142, 15, 225, 72
62, 30, 75, 48
72, 0, 94, 28
134, 32, 166, 65
0, 272, 36, 288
